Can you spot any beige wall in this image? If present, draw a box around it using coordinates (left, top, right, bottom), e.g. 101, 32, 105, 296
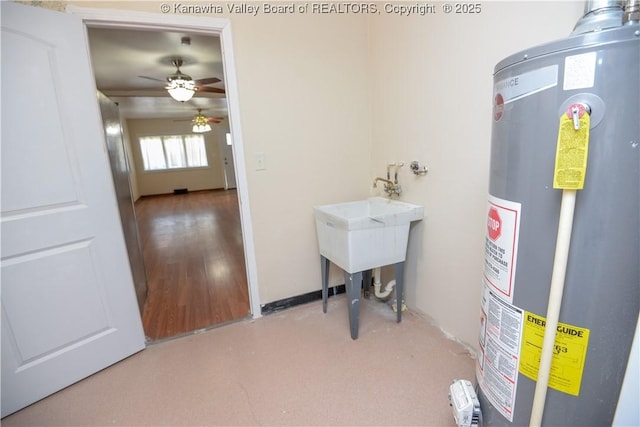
126, 118, 226, 195
367, 2, 584, 347
71, 1, 584, 349
229, 13, 372, 303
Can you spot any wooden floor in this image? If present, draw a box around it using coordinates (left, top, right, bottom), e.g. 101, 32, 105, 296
135, 190, 250, 341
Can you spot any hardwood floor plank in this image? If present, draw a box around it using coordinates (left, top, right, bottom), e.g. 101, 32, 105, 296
136, 190, 250, 340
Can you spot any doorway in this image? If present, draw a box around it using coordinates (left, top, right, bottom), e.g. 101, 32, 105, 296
135, 189, 250, 340
74, 6, 261, 340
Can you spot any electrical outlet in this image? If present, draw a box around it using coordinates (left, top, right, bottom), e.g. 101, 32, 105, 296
255, 152, 266, 171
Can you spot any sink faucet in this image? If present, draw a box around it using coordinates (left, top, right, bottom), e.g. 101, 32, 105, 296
373, 162, 404, 197
372, 177, 402, 197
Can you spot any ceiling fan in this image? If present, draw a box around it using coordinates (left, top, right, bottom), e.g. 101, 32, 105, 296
139, 58, 225, 100
186, 109, 223, 122
175, 109, 225, 132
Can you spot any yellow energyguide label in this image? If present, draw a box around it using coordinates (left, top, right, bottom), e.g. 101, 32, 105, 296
519, 311, 590, 396
553, 112, 590, 190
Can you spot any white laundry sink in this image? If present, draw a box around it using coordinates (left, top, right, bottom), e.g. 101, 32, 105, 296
314, 197, 424, 273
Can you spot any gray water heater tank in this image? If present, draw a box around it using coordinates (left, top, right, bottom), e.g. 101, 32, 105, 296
476, 5, 639, 426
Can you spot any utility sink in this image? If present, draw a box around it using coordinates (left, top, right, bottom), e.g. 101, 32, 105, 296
314, 197, 424, 274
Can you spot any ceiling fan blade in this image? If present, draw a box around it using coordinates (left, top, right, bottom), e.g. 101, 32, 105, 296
194, 77, 221, 85
174, 116, 223, 123
138, 75, 167, 83
197, 86, 225, 94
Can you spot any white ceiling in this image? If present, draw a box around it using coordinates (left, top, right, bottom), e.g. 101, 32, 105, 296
87, 27, 227, 121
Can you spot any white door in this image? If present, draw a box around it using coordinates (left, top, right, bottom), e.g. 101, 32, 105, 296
1, 2, 145, 417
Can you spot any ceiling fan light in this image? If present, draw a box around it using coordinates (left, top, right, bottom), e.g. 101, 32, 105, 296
192, 111, 212, 133
192, 123, 212, 133
166, 78, 196, 102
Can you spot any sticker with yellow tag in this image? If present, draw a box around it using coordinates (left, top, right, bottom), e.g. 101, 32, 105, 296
553, 104, 590, 190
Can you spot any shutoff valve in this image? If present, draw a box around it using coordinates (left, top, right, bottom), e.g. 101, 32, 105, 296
449, 379, 481, 427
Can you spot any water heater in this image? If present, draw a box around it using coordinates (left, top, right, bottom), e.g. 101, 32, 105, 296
476, 2, 639, 426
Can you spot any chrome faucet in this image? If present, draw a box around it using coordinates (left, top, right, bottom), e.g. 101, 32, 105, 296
373, 162, 404, 197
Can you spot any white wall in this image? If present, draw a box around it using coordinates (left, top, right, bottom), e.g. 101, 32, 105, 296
126, 118, 226, 195
228, 13, 372, 303
70, 1, 585, 348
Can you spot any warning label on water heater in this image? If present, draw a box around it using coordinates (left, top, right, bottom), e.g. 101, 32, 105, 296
476, 283, 524, 422
519, 311, 590, 396
484, 195, 521, 303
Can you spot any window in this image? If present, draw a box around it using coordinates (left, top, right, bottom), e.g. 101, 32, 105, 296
139, 134, 208, 171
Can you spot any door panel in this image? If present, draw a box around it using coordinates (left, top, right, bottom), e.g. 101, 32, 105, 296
1, 2, 145, 417
1, 30, 78, 211
2, 243, 111, 361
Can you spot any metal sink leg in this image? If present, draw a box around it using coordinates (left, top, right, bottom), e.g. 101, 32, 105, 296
344, 271, 363, 340
321, 255, 330, 313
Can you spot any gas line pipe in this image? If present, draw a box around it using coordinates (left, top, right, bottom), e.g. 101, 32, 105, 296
529, 189, 577, 427
529, 104, 591, 426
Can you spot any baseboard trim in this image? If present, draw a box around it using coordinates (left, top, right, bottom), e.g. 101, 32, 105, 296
136, 188, 227, 200
261, 285, 346, 315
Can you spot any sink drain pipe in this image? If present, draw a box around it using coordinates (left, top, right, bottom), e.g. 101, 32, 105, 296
372, 267, 396, 299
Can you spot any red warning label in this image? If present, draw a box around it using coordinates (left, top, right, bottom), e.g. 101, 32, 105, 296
484, 195, 521, 303
487, 207, 502, 241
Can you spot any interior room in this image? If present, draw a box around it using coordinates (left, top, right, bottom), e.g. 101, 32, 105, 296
84, 26, 254, 341
88, 28, 250, 343
2, 1, 638, 426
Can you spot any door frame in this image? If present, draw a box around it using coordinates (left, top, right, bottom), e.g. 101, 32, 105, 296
220, 129, 238, 190
67, 5, 261, 320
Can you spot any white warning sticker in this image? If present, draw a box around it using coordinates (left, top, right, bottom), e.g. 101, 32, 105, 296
484, 195, 521, 303
563, 52, 597, 91
476, 282, 524, 422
